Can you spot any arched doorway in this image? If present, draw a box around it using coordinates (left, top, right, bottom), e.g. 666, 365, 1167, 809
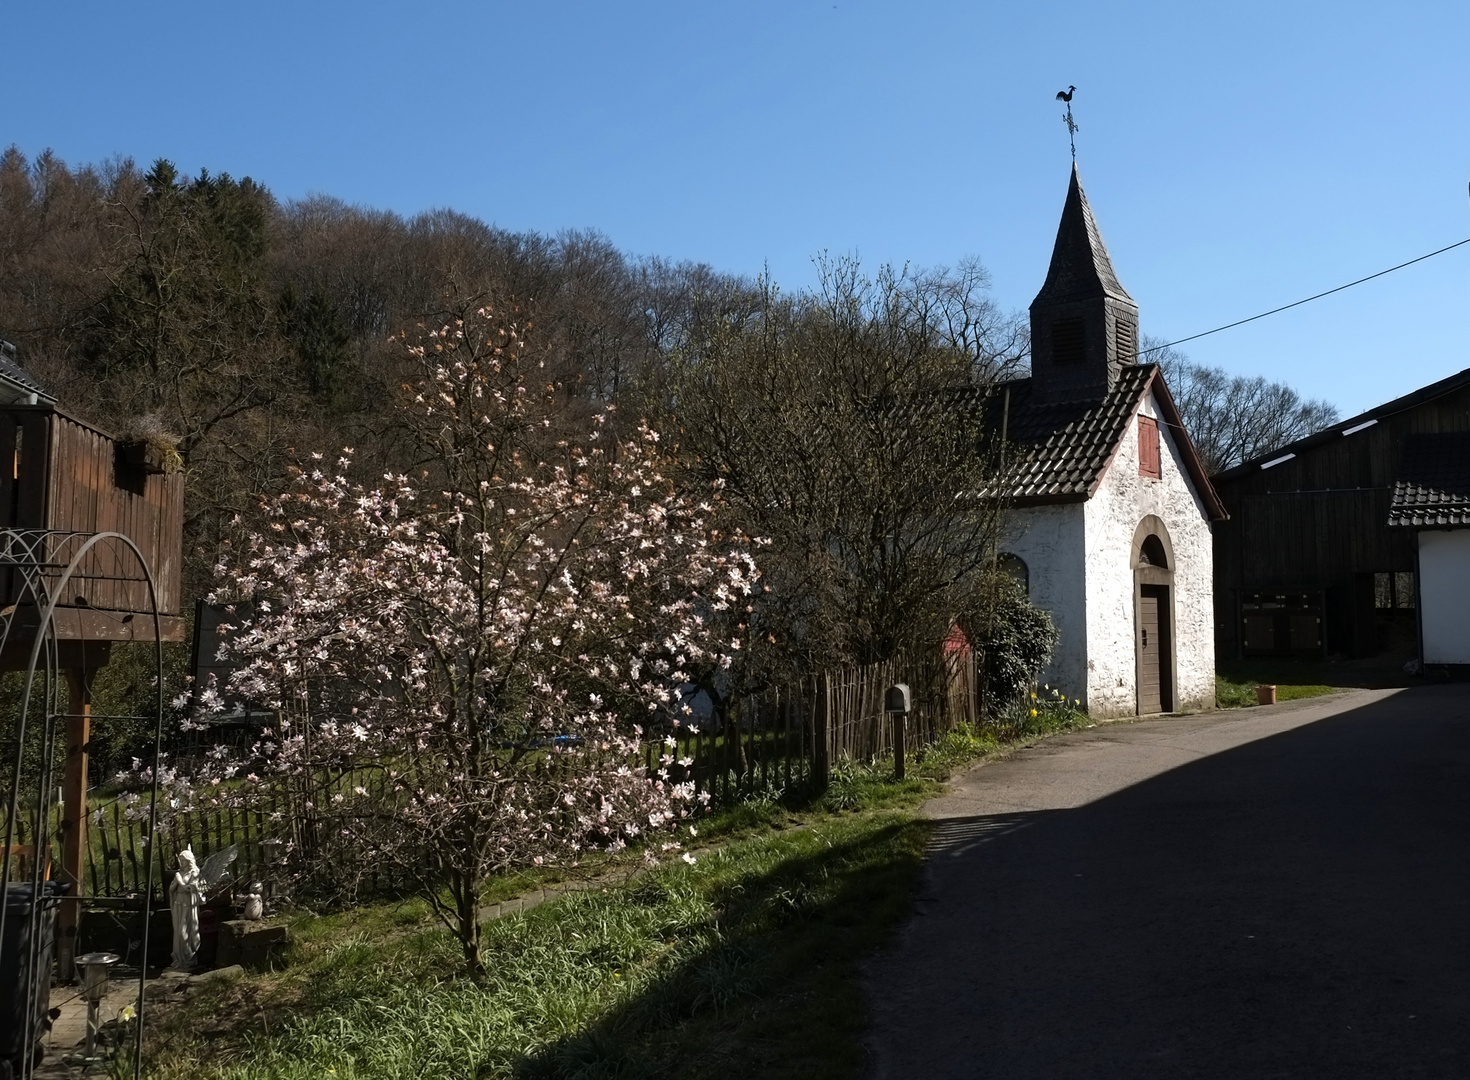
1132, 517, 1176, 714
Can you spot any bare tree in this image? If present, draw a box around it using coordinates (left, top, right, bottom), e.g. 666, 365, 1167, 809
1148, 336, 1339, 474
655, 256, 1023, 679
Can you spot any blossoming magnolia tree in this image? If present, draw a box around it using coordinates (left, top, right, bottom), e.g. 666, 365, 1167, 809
184, 308, 756, 973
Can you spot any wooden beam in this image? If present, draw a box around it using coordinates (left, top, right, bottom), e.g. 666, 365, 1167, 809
57, 667, 92, 979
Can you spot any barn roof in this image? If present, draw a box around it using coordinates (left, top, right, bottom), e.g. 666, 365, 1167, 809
1214, 365, 1470, 485
949, 363, 1226, 519
1387, 432, 1470, 527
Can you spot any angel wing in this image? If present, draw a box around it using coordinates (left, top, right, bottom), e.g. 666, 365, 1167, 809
199, 844, 239, 887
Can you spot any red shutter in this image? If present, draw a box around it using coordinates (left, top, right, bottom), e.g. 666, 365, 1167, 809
1138, 416, 1161, 478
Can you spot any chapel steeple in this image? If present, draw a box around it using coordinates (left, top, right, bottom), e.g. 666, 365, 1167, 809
1028, 166, 1139, 405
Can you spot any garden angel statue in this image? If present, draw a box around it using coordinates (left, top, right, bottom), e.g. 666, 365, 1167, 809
169, 845, 238, 969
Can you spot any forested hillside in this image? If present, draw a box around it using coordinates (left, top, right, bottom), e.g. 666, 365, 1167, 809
0, 148, 764, 597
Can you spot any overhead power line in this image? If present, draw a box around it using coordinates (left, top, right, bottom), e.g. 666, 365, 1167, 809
1138, 236, 1470, 357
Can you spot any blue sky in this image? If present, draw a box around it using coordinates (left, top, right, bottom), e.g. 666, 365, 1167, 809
7, 0, 1469, 416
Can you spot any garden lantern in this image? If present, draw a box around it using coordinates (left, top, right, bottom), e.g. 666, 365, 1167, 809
74, 951, 120, 1056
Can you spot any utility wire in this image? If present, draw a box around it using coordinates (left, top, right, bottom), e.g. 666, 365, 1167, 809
1138, 236, 1470, 357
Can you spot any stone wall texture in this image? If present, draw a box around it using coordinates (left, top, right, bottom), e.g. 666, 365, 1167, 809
1084, 391, 1216, 716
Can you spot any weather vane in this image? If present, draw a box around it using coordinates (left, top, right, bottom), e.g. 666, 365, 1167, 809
1056, 85, 1078, 161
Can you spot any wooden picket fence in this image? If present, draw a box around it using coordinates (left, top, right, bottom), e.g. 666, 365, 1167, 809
649, 640, 980, 803
6, 643, 982, 899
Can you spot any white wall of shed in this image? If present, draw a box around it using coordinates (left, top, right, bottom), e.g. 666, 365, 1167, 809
1082, 392, 1216, 717
1417, 529, 1470, 664
999, 503, 1089, 705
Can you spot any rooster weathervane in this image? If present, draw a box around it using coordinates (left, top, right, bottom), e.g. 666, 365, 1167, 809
1057, 85, 1078, 160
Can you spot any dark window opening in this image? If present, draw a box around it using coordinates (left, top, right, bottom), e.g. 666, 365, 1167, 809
1138, 533, 1168, 568
1052, 318, 1086, 364
1373, 571, 1415, 609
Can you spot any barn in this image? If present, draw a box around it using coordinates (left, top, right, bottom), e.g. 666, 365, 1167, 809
1211, 366, 1470, 666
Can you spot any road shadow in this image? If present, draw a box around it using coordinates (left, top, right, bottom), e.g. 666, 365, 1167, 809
864, 684, 1470, 1080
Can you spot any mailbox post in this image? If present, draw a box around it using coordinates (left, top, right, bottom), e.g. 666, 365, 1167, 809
884, 683, 911, 780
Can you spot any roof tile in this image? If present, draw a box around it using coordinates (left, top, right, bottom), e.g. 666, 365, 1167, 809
1388, 432, 1470, 527
952, 364, 1154, 503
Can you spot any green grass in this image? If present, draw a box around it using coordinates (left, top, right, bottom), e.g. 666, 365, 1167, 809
134, 812, 930, 1080
1215, 671, 1335, 708
130, 706, 1096, 1080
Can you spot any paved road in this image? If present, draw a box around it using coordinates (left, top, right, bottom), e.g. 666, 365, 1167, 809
862, 687, 1470, 1079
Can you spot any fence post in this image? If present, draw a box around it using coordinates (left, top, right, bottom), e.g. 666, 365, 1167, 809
813, 673, 830, 791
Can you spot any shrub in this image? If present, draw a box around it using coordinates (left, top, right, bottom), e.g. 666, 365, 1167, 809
968, 576, 1060, 715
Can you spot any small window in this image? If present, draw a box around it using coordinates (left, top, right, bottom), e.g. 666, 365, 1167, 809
1374, 571, 1415, 609
1138, 416, 1161, 478
1114, 318, 1136, 363
998, 553, 1028, 595
1052, 318, 1086, 364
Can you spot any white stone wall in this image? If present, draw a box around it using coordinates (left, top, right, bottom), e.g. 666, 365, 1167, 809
1083, 391, 1216, 716
998, 503, 1089, 705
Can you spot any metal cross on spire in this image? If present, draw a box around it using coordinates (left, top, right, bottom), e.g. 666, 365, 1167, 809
1056, 85, 1078, 161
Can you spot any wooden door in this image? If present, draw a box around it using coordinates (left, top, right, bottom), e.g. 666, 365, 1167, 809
1138, 584, 1172, 714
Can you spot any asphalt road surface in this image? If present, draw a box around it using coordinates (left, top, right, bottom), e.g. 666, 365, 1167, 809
862, 687, 1470, 1079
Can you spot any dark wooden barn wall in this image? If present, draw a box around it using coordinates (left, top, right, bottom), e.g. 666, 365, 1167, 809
1212, 381, 1470, 659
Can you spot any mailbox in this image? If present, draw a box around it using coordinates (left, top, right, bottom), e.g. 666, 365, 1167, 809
884, 683, 911, 715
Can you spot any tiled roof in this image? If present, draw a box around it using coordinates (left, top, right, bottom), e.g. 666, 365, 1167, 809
1388, 433, 1470, 527
951, 364, 1157, 502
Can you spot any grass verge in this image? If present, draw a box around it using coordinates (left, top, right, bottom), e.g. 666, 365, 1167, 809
133, 812, 928, 1080
129, 707, 1093, 1080
1215, 670, 1335, 708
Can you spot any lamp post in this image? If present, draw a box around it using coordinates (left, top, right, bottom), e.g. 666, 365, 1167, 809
884, 683, 911, 780
74, 951, 120, 1058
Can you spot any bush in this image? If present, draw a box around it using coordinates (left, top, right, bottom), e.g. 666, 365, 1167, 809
968, 576, 1060, 715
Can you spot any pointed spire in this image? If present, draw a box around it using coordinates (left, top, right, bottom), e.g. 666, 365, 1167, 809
1031, 165, 1133, 308
1027, 167, 1140, 406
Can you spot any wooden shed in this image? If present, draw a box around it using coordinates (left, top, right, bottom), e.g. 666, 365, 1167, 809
1211, 367, 1470, 661
0, 360, 186, 975
0, 403, 186, 662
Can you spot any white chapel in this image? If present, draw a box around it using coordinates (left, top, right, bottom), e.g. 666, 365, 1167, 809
994, 167, 1226, 716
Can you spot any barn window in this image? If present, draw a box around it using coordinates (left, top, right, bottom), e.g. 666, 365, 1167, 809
1373, 571, 1415, 609
1052, 318, 1086, 364
1138, 416, 1161, 478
